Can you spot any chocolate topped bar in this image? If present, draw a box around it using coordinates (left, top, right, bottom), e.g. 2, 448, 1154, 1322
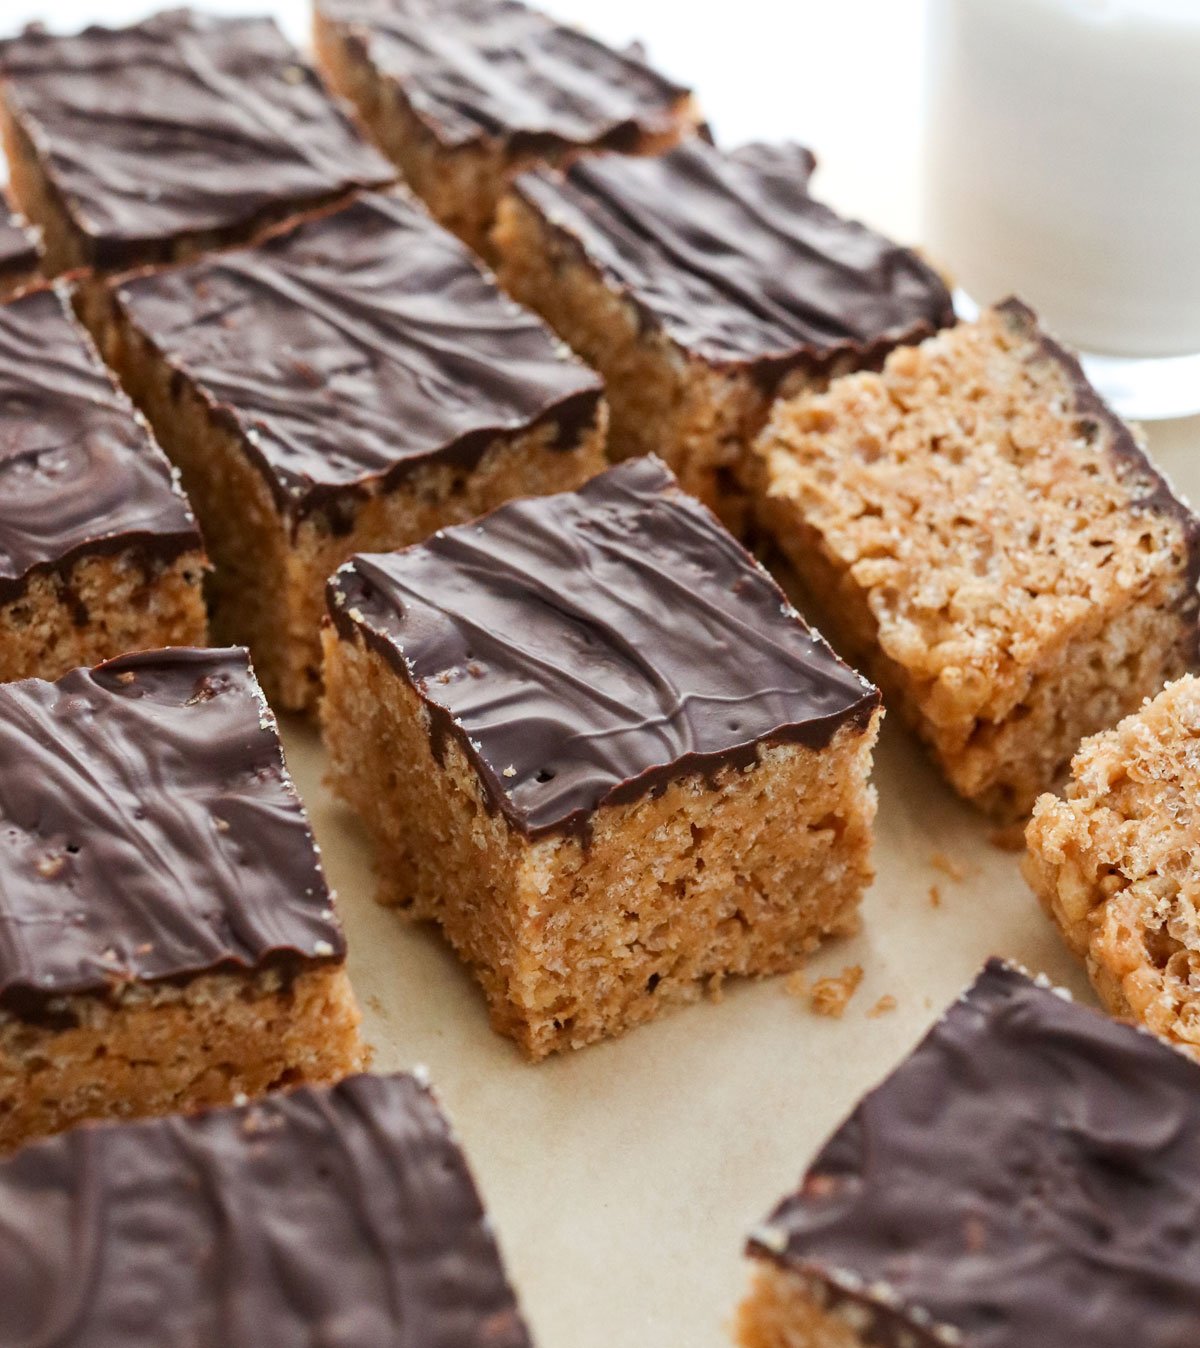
747, 959, 1200, 1347
0, 646, 343, 1016
512, 138, 953, 376
0, 9, 393, 272
111, 189, 604, 525
0, 197, 36, 290
315, 0, 691, 153
0, 286, 199, 605
329, 457, 879, 837
0, 1072, 532, 1347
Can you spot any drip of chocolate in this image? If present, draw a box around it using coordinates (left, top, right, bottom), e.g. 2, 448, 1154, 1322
0, 1073, 532, 1347
0, 286, 200, 605
316, 0, 691, 152
751, 960, 1200, 1348
0, 647, 344, 1016
329, 457, 879, 838
113, 190, 603, 524
513, 138, 955, 374
0, 10, 393, 269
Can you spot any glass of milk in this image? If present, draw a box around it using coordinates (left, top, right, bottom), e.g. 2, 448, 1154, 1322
924, 0, 1200, 418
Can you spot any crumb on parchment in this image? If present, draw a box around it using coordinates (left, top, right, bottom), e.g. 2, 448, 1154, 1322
929, 883, 941, 908
809, 965, 864, 1018
929, 850, 970, 882
867, 994, 898, 1019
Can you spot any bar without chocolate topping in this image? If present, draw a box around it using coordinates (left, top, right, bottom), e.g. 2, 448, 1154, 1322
750, 299, 1200, 818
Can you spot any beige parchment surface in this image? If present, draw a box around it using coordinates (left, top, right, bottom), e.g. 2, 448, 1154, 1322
278, 414, 1199, 1348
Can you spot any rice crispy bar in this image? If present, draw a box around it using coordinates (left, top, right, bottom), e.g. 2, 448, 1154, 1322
0, 285, 206, 684
87, 189, 605, 712
322, 458, 881, 1059
0, 1073, 532, 1347
750, 299, 1200, 819
0, 9, 393, 278
0, 193, 37, 298
739, 959, 1200, 1348
1025, 674, 1200, 1057
0, 646, 364, 1150
493, 137, 954, 518
313, 0, 700, 255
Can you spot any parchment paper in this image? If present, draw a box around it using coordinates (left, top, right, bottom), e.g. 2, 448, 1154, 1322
278, 417, 1200, 1345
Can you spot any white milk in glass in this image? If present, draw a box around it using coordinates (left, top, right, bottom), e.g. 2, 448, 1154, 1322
924, 0, 1200, 413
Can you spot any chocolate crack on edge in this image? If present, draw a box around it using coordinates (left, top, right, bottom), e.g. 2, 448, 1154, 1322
328, 456, 880, 840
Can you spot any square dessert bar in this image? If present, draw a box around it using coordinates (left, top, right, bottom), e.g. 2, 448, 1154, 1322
1025, 675, 1200, 1058
0, 194, 37, 299
0, 286, 206, 685
0, 9, 393, 278
739, 959, 1200, 1348
314, 0, 700, 255
0, 646, 364, 1150
0, 1073, 532, 1348
89, 189, 606, 713
323, 458, 882, 1060
751, 299, 1200, 819
493, 138, 954, 518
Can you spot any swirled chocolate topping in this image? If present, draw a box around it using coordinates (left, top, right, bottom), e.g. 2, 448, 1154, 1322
329, 457, 879, 839
513, 138, 955, 374
0, 286, 199, 605
749, 960, 1200, 1348
0, 646, 345, 1016
0, 1073, 532, 1348
0, 198, 37, 284
0, 9, 393, 270
112, 190, 603, 523
316, 0, 692, 152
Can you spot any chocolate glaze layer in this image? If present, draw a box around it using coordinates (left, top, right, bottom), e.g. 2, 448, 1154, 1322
0, 647, 345, 1017
0, 9, 393, 270
0, 1073, 533, 1348
113, 189, 603, 525
998, 297, 1200, 653
0, 286, 200, 606
329, 457, 880, 839
513, 138, 954, 374
0, 197, 37, 284
750, 960, 1200, 1348
317, 0, 691, 153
